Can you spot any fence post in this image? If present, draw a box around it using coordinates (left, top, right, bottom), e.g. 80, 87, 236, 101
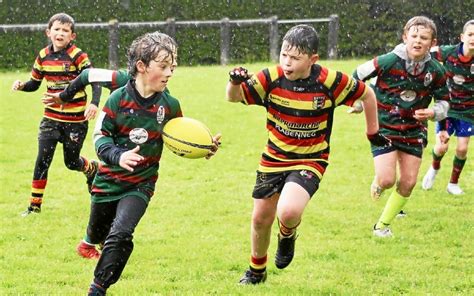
269, 16, 279, 62
166, 18, 176, 39
108, 19, 119, 69
220, 17, 230, 65
328, 14, 339, 59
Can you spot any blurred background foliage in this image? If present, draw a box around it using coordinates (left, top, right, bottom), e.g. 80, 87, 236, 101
0, 0, 470, 69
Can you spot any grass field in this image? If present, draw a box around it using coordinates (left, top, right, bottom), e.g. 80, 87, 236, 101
0, 60, 472, 295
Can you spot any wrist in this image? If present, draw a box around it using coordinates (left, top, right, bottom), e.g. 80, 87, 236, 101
229, 79, 241, 86
366, 130, 379, 137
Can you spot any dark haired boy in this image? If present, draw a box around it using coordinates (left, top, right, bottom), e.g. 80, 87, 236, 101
226, 24, 387, 284
12, 12, 101, 216
81, 32, 219, 295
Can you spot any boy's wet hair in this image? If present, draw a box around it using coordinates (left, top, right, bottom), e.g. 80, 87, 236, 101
463, 19, 474, 33
404, 16, 437, 39
282, 24, 319, 55
48, 13, 75, 32
127, 31, 177, 78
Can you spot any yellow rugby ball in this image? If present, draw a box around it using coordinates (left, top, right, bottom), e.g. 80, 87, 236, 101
162, 117, 213, 159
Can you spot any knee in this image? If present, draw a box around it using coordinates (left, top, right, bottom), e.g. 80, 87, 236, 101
64, 161, 81, 171
87, 226, 109, 244
277, 209, 300, 227
397, 180, 416, 196
378, 177, 396, 190
436, 145, 449, 155
252, 213, 274, 230
108, 230, 133, 243
455, 147, 468, 159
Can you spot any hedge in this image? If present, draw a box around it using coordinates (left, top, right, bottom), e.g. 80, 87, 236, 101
0, 0, 470, 70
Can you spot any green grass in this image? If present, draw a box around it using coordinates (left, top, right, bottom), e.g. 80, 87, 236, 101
0, 61, 472, 295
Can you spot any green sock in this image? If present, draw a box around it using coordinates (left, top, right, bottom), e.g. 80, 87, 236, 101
375, 190, 409, 229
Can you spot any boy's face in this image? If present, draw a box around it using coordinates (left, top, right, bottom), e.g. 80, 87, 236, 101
46, 20, 76, 51
171, 46, 178, 73
279, 41, 319, 81
403, 25, 436, 61
139, 49, 174, 93
461, 24, 474, 54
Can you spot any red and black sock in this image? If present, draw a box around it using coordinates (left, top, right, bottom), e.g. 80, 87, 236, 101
31, 179, 47, 208
279, 219, 300, 237
450, 156, 466, 184
432, 149, 444, 170
249, 255, 267, 274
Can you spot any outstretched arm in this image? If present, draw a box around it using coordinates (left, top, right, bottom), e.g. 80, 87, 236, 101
361, 87, 391, 147
361, 87, 379, 135
226, 67, 251, 103
12, 79, 41, 92
42, 74, 88, 106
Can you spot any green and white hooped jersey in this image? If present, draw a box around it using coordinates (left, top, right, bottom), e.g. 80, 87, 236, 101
91, 81, 182, 203
432, 43, 474, 124
354, 49, 449, 150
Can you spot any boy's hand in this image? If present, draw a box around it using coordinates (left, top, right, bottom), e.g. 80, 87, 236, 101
229, 67, 251, 85
413, 108, 434, 121
367, 132, 391, 147
347, 100, 363, 114
85, 104, 98, 121
206, 133, 222, 160
119, 146, 144, 172
439, 130, 450, 144
42, 92, 66, 110
42, 92, 64, 105
12, 80, 24, 91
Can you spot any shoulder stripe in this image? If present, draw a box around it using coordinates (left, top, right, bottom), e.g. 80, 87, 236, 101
318, 67, 337, 91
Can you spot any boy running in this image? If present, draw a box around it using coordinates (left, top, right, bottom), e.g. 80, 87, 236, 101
226, 24, 388, 284
12, 13, 101, 216
421, 19, 474, 195
80, 32, 220, 295
353, 16, 450, 237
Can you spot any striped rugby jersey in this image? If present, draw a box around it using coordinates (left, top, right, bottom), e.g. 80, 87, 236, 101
355, 49, 449, 147
30, 43, 92, 122
432, 43, 474, 124
92, 81, 182, 203
241, 64, 367, 179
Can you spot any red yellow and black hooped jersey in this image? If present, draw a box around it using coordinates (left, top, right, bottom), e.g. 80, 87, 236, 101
241, 64, 367, 179
30, 43, 92, 122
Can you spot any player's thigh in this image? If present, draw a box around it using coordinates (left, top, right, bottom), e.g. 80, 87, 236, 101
253, 193, 279, 220
373, 150, 398, 182
111, 196, 148, 235
277, 182, 310, 218
87, 200, 118, 243
397, 151, 422, 186
456, 136, 470, 156
62, 122, 88, 153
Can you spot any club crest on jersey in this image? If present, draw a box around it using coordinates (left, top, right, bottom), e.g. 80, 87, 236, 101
156, 105, 165, 124
313, 96, 325, 109
423, 72, 433, 86
129, 128, 148, 144
452, 75, 465, 85
63, 62, 71, 73
400, 90, 417, 102
248, 77, 257, 86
